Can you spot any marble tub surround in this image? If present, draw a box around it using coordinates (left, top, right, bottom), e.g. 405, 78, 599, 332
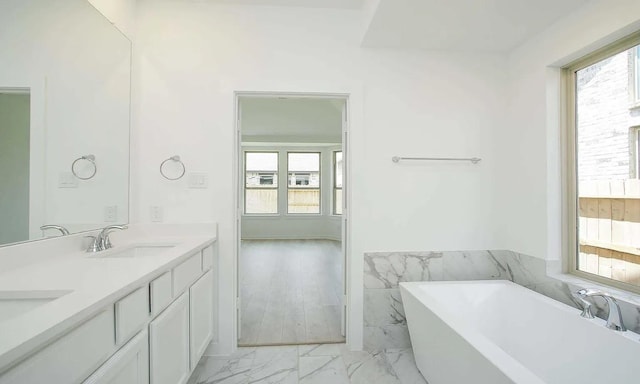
0, 223, 217, 372
364, 250, 640, 350
187, 344, 427, 384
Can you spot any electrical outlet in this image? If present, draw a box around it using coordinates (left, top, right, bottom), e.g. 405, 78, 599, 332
104, 206, 118, 222
150, 206, 163, 222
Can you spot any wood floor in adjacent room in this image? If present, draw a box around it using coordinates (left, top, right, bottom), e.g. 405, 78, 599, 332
239, 239, 345, 346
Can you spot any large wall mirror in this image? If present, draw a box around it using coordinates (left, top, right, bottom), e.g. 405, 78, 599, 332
0, 0, 131, 247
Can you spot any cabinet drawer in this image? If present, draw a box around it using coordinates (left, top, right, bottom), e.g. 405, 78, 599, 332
115, 286, 149, 345
173, 253, 201, 296
202, 245, 214, 271
83, 329, 149, 384
150, 271, 172, 316
0, 308, 115, 384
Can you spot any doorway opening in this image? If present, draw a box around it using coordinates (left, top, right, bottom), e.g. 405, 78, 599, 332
0, 89, 30, 245
235, 94, 348, 347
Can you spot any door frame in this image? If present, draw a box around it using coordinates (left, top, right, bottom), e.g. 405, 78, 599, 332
233, 91, 351, 345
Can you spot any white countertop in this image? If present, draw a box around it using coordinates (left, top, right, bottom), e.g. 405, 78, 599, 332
0, 233, 216, 373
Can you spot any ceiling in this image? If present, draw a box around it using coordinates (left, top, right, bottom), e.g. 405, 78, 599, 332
362, 0, 589, 52
148, 0, 590, 53
208, 0, 364, 9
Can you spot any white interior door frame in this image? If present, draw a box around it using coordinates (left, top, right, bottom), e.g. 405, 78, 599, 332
233, 90, 351, 345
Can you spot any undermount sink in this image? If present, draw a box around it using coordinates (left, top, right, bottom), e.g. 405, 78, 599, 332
93, 245, 176, 259
0, 290, 73, 323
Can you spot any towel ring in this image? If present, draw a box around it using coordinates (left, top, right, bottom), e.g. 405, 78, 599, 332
160, 155, 186, 180
71, 154, 97, 180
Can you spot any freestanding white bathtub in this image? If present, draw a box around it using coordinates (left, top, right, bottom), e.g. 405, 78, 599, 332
400, 280, 640, 384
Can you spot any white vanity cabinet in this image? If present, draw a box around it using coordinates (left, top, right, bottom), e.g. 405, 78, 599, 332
0, 242, 216, 384
189, 269, 214, 369
150, 292, 191, 384
83, 330, 149, 384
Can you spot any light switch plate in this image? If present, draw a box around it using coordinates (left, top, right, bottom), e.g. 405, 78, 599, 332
188, 172, 208, 189
58, 172, 78, 188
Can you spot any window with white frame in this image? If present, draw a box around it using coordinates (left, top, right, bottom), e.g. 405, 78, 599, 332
245, 152, 278, 214
287, 152, 320, 214
568, 37, 640, 291
333, 151, 343, 215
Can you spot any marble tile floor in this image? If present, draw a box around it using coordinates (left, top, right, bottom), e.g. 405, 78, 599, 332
187, 344, 428, 384
240, 240, 345, 346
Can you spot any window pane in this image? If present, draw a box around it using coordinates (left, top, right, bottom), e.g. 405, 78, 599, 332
636, 47, 640, 101
334, 189, 343, 215
289, 172, 319, 187
335, 152, 343, 188
288, 189, 320, 214
246, 171, 278, 188
288, 153, 320, 188
288, 153, 320, 213
575, 44, 640, 287
246, 152, 278, 171
245, 152, 278, 214
246, 189, 278, 214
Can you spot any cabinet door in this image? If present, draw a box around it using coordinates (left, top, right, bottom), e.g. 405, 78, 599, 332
190, 269, 214, 369
83, 330, 149, 384
149, 292, 190, 384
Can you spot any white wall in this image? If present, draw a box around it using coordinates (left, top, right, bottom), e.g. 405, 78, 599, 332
0, 0, 131, 240
499, 0, 640, 261
0, 94, 30, 244
88, 0, 137, 40
133, 1, 507, 352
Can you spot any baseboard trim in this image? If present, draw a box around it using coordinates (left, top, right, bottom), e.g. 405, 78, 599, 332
241, 236, 342, 242
238, 339, 346, 348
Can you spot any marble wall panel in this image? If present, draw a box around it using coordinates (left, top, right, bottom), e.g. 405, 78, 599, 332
363, 249, 640, 351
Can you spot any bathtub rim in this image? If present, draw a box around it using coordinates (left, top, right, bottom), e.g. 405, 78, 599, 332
400, 280, 549, 384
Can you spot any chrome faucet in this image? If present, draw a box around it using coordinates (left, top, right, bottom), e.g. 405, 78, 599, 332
572, 291, 595, 319
86, 225, 128, 253
40, 225, 70, 236
575, 288, 626, 331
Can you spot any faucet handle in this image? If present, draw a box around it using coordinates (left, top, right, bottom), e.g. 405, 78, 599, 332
84, 235, 101, 253
99, 225, 128, 250
576, 288, 609, 297
572, 291, 595, 319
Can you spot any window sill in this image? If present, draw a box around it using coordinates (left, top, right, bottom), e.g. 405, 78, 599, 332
548, 271, 640, 307
242, 214, 280, 218
629, 101, 640, 111
242, 214, 326, 219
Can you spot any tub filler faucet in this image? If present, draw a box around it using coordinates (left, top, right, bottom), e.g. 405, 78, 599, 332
574, 288, 626, 331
